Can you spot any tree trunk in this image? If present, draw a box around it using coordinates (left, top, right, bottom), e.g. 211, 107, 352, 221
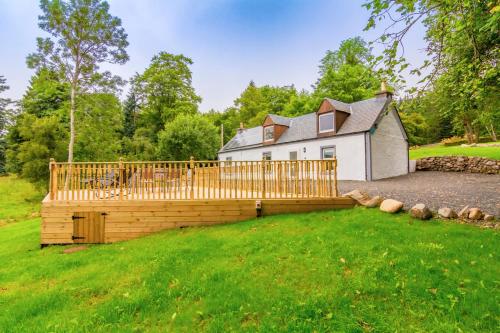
64, 82, 77, 189
464, 119, 474, 144
488, 123, 497, 142
473, 125, 480, 144
68, 83, 76, 163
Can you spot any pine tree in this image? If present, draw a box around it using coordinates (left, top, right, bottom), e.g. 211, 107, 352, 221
123, 91, 139, 138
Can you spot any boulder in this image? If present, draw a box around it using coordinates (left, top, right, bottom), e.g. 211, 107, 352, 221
437, 207, 457, 219
484, 214, 495, 221
364, 195, 383, 208
458, 206, 470, 219
468, 208, 483, 220
343, 189, 371, 205
410, 203, 432, 220
380, 199, 404, 213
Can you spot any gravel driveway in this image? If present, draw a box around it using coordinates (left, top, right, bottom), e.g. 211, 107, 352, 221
338, 171, 500, 216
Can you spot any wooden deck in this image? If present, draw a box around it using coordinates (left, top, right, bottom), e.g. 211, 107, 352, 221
41, 159, 354, 246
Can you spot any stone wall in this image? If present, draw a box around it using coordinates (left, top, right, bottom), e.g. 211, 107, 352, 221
416, 156, 500, 174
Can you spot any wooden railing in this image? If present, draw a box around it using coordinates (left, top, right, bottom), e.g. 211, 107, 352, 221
48, 158, 338, 201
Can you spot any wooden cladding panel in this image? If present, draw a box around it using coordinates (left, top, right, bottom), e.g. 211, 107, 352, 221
262, 201, 354, 215
263, 116, 274, 127
317, 99, 335, 114
335, 111, 349, 132
41, 198, 355, 245
274, 124, 288, 142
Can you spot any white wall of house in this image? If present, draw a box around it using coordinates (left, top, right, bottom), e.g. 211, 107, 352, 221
218, 133, 367, 180
370, 108, 408, 180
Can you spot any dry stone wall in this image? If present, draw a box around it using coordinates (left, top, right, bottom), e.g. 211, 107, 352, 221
416, 156, 499, 174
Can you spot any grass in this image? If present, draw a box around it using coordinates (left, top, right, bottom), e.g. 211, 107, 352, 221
0, 175, 43, 224
409, 144, 500, 160
0, 177, 499, 332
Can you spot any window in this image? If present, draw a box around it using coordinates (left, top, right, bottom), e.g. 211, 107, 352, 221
289, 151, 298, 160
319, 113, 335, 133
262, 152, 272, 172
225, 157, 232, 161
264, 126, 274, 141
322, 146, 336, 159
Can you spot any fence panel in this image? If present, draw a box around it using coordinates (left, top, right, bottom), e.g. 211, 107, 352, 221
49, 158, 338, 201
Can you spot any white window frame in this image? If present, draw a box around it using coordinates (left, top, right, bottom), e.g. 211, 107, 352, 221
263, 126, 274, 141
319, 112, 335, 133
321, 146, 336, 159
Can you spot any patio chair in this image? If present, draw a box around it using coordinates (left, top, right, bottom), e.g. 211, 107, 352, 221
83, 170, 132, 199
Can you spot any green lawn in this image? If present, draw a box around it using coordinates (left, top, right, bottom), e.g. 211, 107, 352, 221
0, 177, 499, 332
409, 144, 500, 160
0, 175, 43, 224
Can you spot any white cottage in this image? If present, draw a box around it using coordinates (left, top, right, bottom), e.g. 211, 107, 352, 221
218, 86, 409, 181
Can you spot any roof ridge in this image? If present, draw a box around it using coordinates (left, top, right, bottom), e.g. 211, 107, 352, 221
326, 97, 351, 105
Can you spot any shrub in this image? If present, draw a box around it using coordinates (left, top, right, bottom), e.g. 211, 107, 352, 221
441, 136, 494, 146
157, 114, 219, 161
441, 136, 466, 146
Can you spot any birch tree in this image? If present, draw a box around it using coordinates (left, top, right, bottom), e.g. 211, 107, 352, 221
27, 0, 129, 164
0, 76, 13, 174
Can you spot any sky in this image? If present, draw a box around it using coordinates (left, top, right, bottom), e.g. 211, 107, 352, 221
0, 0, 427, 112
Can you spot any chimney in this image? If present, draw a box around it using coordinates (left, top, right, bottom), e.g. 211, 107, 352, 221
375, 79, 393, 100
237, 122, 246, 134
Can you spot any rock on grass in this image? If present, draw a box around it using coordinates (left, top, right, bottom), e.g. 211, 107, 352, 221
364, 195, 383, 208
380, 199, 403, 213
410, 203, 432, 220
468, 208, 483, 220
458, 206, 470, 219
438, 207, 458, 219
484, 214, 495, 221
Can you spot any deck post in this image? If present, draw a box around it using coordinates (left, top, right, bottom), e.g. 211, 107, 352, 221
218, 161, 221, 198
261, 157, 266, 198
190, 156, 195, 199
119, 157, 124, 200
334, 158, 338, 197
49, 158, 57, 201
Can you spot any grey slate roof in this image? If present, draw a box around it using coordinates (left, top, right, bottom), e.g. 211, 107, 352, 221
221, 126, 263, 151
325, 98, 351, 113
220, 96, 389, 153
337, 97, 387, 135
268, 114, 291, 126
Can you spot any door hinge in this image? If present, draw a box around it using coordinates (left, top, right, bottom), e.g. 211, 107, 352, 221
72, 216, 84, 220
72, 235, 85, 240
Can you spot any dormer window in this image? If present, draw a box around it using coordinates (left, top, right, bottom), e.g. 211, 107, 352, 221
319, 112, 335, 133
264, 126, 274, 141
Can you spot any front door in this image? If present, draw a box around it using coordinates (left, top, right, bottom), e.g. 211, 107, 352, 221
72, 212, 105, 243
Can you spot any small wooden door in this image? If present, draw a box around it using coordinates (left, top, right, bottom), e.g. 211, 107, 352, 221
72, 212, 105, 243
